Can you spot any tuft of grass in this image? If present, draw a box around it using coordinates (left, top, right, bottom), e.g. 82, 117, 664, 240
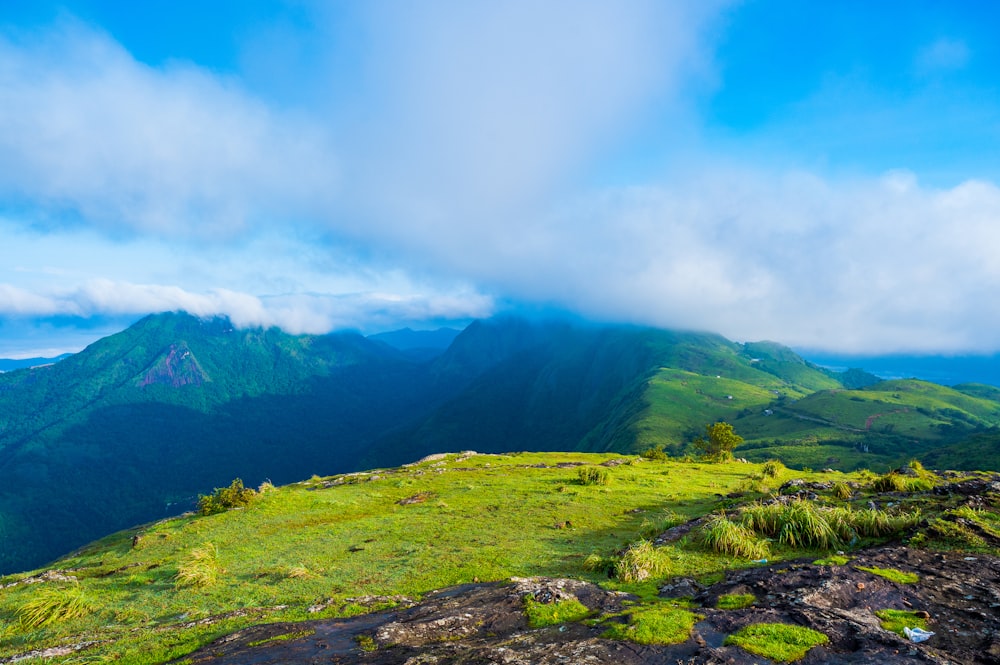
762, 460, 785, 478
813, 554, 850, 566
355, 634, 377, 652
856, 566, 919, 584
614, 540, 673, 583
875, 609, 929, 636
716, 593, 755, 609
725, 623, 829, 662
175, 543, 222, 588
578, 466, 610, 486
700, 514, 770, 559
524, 596, 592, 628
832, 482, 852, 500
17, 584, 94, 629
287, 564, 316, 579
602, 604, 701, 645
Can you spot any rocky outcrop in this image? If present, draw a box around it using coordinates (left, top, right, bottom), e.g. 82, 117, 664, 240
177, 547, 1000, 664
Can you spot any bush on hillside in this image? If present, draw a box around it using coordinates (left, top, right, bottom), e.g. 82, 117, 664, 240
198, 478, 257, 515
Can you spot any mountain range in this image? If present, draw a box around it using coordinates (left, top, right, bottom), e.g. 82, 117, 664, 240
2, 311, 1000, 573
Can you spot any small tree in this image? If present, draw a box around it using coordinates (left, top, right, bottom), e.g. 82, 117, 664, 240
693, 421, 743, 462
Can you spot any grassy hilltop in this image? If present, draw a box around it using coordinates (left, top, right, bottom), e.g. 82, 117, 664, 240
1, 451, 998, 663
3, 313, 1000, 575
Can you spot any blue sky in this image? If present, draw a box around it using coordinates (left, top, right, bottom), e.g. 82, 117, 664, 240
1, 1, 999, 357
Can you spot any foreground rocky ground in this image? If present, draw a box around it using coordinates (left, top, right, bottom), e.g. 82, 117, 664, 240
178, 546, 1000, 664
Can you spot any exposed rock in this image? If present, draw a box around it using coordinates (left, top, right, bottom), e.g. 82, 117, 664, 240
176, 547, 1000, 664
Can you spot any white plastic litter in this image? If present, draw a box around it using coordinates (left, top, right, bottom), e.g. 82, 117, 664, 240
904, 627, 934, 643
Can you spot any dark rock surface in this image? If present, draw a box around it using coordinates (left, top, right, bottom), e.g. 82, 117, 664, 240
177, 548, 1000, 664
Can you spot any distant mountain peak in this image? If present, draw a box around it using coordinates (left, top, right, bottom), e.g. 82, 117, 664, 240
136, 342, 210, 388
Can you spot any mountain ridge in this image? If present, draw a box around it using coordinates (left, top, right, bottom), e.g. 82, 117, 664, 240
1, 311, 998, 574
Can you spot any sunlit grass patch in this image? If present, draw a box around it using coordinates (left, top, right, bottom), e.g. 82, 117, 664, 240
724, 622, 829, 662
175, 543, 222, 588
700, 514, 770, 559
812, 554, 850, 566
875, 609, 929, 636
523, 596, 592, 628
856, 566, 919, 584
17, 584, 95, 629
602, 604, 701, 645
715, 593, 755, 610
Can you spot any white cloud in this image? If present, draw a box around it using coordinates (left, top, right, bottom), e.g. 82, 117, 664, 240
0, 278, 494, 338
450, 168, 1000, 354
0, 20, 337, 236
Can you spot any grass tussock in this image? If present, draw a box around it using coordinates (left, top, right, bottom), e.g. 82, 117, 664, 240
728, 499, 920, 553
724, 622, 829, 662
700, 514, 770, 559
175, 543, 222, 588
762, 460, 785, 478
17, 584, 94, 629
614, 540, 673, 582
577, 467, 610, 486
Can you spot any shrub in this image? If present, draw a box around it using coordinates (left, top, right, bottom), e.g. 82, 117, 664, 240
578, 467, 610, 486
640, 446, 668, 461
700, 514, 770, 559
725, 623, 829, 662
175, 543, 222, 588
18, 584, 94, 629
198, 478, 256, 515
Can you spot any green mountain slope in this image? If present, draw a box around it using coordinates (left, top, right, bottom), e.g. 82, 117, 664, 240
0, 313, 448, 573
2, 312, 1000, 575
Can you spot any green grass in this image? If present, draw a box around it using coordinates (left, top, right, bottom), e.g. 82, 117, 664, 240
716, 593, 755, 609
812, 555, 850, 566
524, 597, 592, 627
0, 452, 990, 664
856, 566, 919, 584
700, 514, 770, 559
16, 584, 94, 629
875, 609, 929, 636
601, 604, 702, 645
0, 453, 763, 663
724, 623, 829, 662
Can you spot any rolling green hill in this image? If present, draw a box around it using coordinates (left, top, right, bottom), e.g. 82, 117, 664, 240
0, 452, 996, 663
2, 312, 1000, 575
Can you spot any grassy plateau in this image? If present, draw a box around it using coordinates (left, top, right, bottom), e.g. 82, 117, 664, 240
1, 450, 997, 663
